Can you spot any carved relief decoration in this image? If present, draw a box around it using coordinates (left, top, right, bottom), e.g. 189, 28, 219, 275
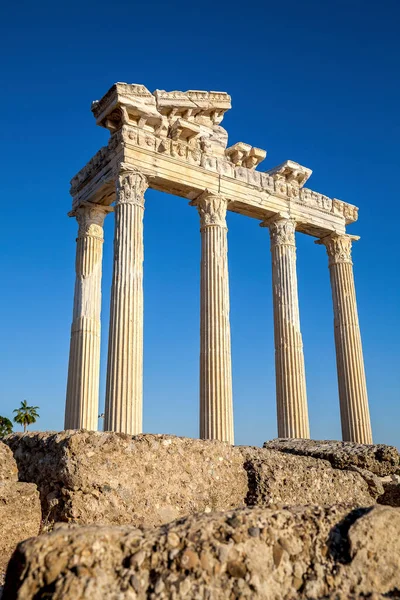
269, 218, 296, 247
70, 84, 360, 229
117, 170, 148, 207
72, 203, 111, 239
191, 192, 229, 228
319, 234, 355, 266
316, 234, 360, 267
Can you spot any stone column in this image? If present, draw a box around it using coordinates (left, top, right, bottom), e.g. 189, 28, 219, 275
316, 233, 372, 443
263, 216, 310, 439
104, 169, 148, 434
191, 192, 234, 444
65, 202, 112, 430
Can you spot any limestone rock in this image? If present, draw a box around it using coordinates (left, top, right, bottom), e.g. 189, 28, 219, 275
264, 438, 400, 476
5, 504, 400, 599
5, 431, 391, 532
5, 431, 247, 527
0, 481, 41, 578
0, 441, 18, 482
377, 477, 400, 507
241, 447, 380, 507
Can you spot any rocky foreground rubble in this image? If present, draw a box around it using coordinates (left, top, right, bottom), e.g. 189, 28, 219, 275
0, 443, 41, 589
4, 504, 400, 599
1, 432, 399, 598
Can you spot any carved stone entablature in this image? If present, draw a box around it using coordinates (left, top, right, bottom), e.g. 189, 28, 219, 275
169, 118, 201, 142
225, 143, 267, 169
266, 160, 312, 188
332, 198, 359, 225
71, 83, 360, 234
70, 146, 110, 196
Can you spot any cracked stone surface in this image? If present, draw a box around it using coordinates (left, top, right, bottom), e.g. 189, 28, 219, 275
264, 439, 400, 476
240, 447, 380, 508
5, 432, 248, 527
0, 482, 41, 573
4, 504, 400, 599
0, 442, 18, 482
4, 432, 384, 530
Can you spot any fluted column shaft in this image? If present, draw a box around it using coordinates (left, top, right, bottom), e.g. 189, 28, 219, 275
317, 234, 372, 443
65, 202, 112, 430
266, 216, 310, 439
104, 170, 148, 434
191, 192, 234, 444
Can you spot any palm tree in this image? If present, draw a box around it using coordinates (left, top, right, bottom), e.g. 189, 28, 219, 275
13, 401, 39, 433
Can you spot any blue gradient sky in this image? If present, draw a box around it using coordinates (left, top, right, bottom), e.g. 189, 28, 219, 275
0, 0, 399, 446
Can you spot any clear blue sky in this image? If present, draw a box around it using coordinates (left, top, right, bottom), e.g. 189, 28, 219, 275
1, 0, 399, 447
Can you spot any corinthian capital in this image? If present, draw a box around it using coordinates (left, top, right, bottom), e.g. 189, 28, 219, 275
69, 202, 113, 239
117, 169, 148, 207
264, 216, 296, 247
190, 191, 229, 228
316, 233, 359, 266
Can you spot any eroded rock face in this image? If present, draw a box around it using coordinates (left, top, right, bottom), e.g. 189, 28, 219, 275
0, 441, 18, 482
5, 431, 248, 527
0, 481, 41, 577
5, 504, 400, 600
5, 432, 387, 531
241, 447, 379, 508
264, 438, 400, 477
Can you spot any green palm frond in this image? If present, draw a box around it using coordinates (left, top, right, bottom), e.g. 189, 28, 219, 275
12, 401, 40, 430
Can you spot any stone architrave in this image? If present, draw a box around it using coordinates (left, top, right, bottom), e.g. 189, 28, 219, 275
317, 233, 373, 444
104, 169, 148, 434
65, 202, 112, 430
264, 216, 310, 439
191, 192, 234, 444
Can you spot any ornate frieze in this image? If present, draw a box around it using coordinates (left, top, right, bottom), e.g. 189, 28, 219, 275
70, 83, 360, 229
190, 192, 229, 228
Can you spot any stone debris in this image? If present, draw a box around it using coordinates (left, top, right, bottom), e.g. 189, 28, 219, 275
0, 443, 41, 581
241, 447, 381, 508
0, 442, 18, 481
5, 432, 389, 530
5, 431, 248, 527
264, 438, 400, 476
4, 504, 400, 599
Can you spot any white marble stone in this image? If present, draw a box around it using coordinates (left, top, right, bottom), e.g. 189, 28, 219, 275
317, 234, 373, 444
104, 170, 147, 434
65, 202, 112, 430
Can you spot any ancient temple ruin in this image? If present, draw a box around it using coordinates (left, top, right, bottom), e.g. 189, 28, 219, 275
65, 83, 372, 444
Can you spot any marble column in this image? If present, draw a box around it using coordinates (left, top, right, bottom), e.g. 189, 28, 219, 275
263, 216, 310, 439
104, 169, 148, 434
191, 191, 234, 444
316, 233, 372, 443
65, 202, 112, 430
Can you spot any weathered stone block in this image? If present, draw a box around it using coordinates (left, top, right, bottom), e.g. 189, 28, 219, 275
5, 431, 247, 527
4, 504, 400, 599
0, 481, 41, 578
241, 447, 380, 507
0, 441, 18, 482
377, 479, 400, 507
264, 438, 400, 476
5, 432, 390, 533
